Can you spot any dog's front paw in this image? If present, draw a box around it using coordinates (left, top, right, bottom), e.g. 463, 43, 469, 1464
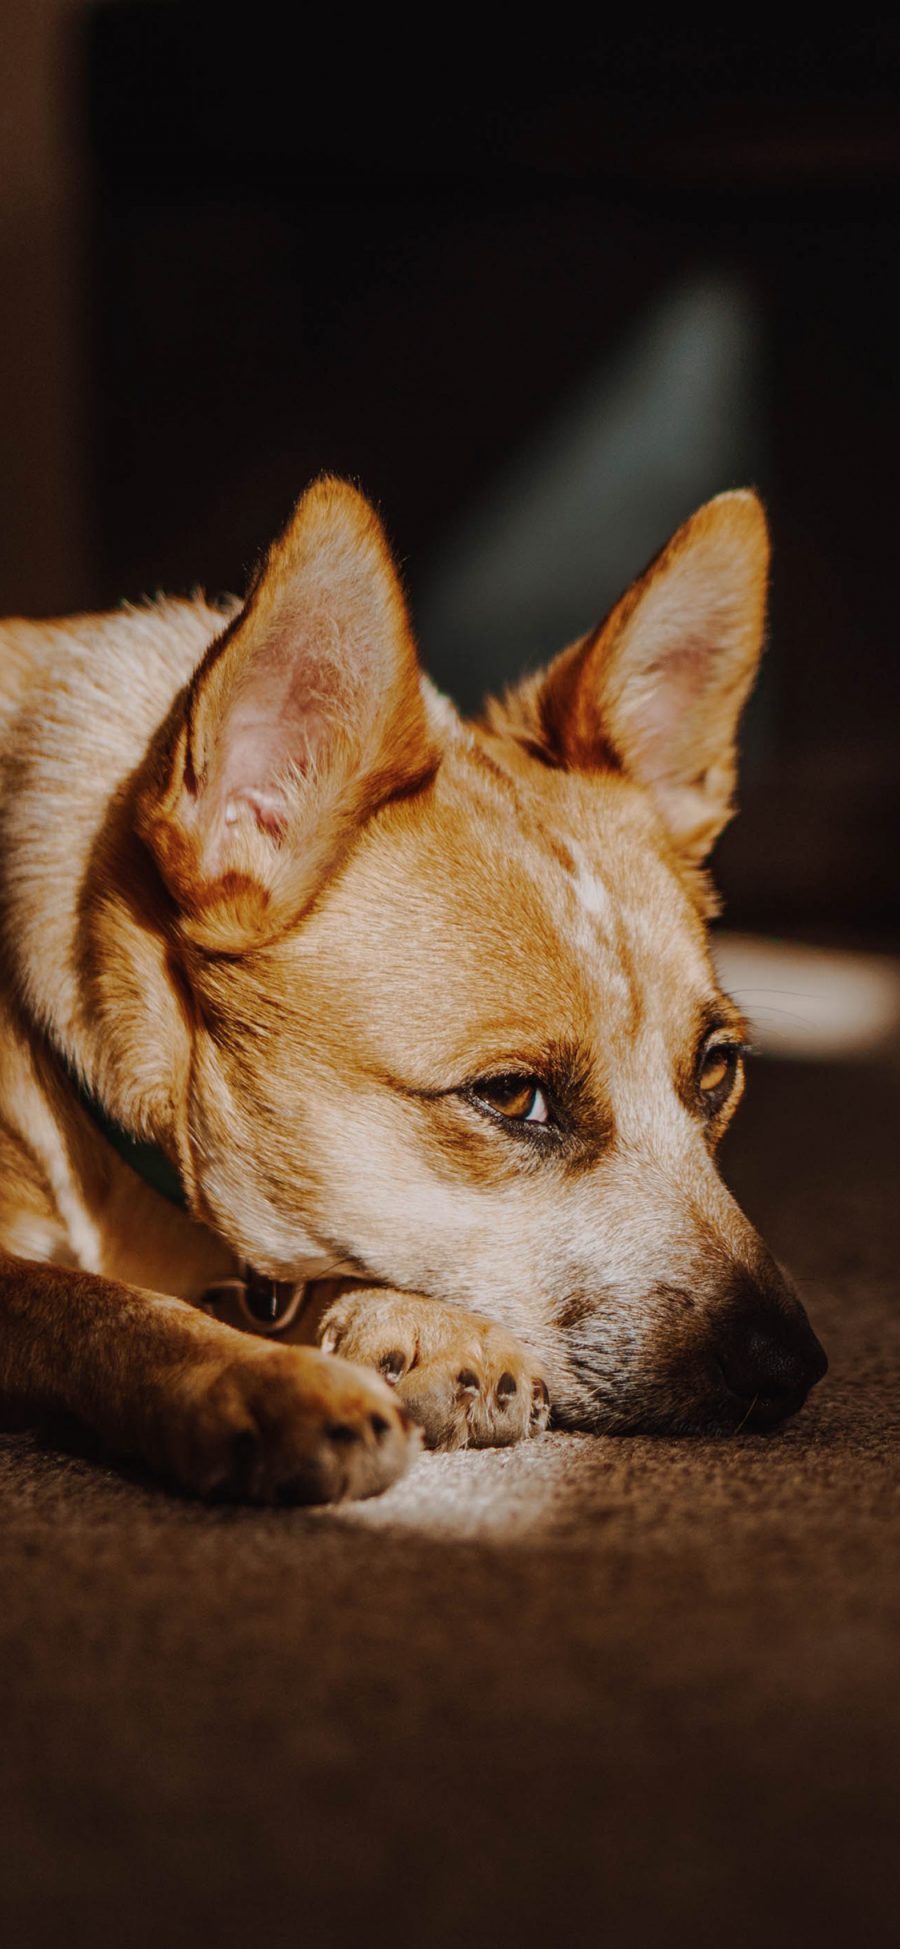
317, 1290, 551, 1451
147, 1341, 417, 1503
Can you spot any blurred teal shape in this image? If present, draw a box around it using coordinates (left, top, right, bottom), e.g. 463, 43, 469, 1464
418, 275, 764, 711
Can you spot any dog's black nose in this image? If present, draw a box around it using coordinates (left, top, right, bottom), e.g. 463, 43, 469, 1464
714, 1273, 828, 1426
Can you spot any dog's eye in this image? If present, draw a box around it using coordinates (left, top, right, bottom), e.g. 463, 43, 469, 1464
697, 1040, 745, 1109
471, 1076, 550, 1125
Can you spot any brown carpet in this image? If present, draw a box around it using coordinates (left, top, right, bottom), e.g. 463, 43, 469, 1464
1, 1054, 897, 1949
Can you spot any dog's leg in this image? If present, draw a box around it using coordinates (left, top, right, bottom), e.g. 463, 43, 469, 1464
0, 1255, 416, 1501
305, 1283, 551, 1451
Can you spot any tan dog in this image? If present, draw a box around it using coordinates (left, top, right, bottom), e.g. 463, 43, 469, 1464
0, 479, 826, 1501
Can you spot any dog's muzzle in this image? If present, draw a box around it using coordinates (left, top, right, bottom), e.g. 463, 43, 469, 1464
708, 1263, 828, 1429
560, 1252, 829, 1436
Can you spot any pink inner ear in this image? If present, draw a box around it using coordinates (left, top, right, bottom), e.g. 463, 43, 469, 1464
209, 630, 359, 837
626, 641, 715, 783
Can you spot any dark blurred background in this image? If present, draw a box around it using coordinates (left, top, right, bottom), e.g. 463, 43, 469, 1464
2, 7, 898, 937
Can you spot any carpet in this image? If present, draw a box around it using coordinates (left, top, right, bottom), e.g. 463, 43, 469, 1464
1, 1052, 897, 1949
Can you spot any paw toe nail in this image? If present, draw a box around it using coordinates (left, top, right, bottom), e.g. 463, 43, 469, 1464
369, 1412, 391, 1441
497, 1371, 518, 1402
531, 1379, 550, 1425
457, 1368, 481, 1395
380, 1349, 407, 1383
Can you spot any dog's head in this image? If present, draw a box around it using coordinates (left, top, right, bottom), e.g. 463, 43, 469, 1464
139, 478, 826, 1432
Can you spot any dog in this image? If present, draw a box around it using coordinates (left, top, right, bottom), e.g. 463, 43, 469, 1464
0, 478, 827, 1501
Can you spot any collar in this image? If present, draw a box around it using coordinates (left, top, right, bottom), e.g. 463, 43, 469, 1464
57, 1047, 304, 1329
60, 1053, 188, 1210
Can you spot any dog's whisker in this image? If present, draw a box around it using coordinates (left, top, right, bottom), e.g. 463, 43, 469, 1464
734, 1394, 760, 1436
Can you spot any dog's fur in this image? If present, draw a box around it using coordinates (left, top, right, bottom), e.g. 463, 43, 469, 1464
0, 479, 826, 1500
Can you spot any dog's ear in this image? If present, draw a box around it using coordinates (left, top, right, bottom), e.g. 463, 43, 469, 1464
491, 490, 769, 867
139, 477, 436, 949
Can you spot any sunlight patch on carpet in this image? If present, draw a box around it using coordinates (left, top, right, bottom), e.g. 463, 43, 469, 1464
328, 1433, 591, 1540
